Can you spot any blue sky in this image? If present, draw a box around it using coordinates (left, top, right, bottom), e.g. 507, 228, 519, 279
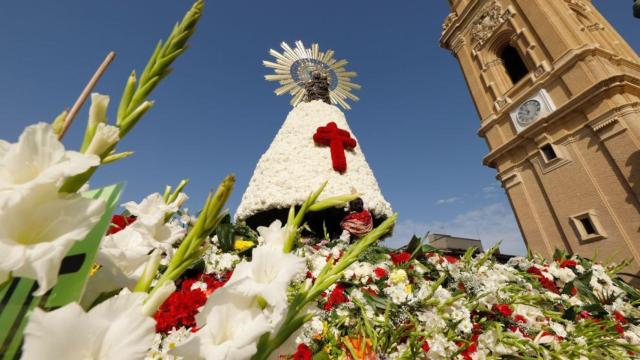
0, 1, 637, 255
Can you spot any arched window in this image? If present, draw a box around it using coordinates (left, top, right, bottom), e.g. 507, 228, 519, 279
499, 45, 529, 84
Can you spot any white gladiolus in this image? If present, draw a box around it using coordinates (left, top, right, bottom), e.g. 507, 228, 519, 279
88, 193, 186, 302
122, 193, 178, 229
224, 245, 306, 307
22, 291, 155, 360
172, 289, 271, 360
85, 123, 120, 157
256, 219, 287, 250
0, 184, 104, 295
0, 123, 99, 203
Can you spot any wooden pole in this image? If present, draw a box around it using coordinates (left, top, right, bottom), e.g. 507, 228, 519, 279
58, 51, 116, 140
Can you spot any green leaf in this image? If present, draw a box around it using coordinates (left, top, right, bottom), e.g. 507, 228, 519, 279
216, 223, 235, 252
312, 351, 331, 360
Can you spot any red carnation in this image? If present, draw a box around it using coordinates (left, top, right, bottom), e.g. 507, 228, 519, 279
154, 287, 207, 333
527, 266, 559, 293
107, 214, 136, 235
373, 267, 388, 279
390, 252, 411, 265
292, 344, 313, 360
324, 284, 349, 311
559, 259, 578, 268
539, 277, 559, 294
421, 340, 430, 352
514, 314, 528, 323
443, 255, 459, 264
153, 273, 231, 333
492, 304, 513, 317
614, 311, 627, 324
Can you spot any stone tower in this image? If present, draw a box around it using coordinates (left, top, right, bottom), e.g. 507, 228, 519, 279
440, 0, 640, 279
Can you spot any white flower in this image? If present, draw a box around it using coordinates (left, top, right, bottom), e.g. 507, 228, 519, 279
92, 193, 186, 296
549, 321, 567, 338
88, 93, 109, 128
22, 291, 155, 360
257, 219, 287, 250
173, 289, 271, 360
224, 245, 306, 307
0, 184, 104, 295
123, 193, 177, 230
548, 262, 576, 284
0, 123, 99, 203
85, 123, 119, 157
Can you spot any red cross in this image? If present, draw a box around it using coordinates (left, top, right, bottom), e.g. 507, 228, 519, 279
313, 122, 357, 173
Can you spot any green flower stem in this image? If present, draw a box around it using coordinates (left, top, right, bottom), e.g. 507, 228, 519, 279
101, 151, 134, 164
117, 0, 203, 135
307, 193, 360, 212
149, 175, 233, 296
253, 214, 397, 360
59, 0, 204, 193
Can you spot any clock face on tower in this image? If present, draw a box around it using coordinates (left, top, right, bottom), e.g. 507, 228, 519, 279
516, 99, 542, 126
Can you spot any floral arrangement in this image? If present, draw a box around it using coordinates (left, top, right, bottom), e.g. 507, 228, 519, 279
1, 1, 640, 360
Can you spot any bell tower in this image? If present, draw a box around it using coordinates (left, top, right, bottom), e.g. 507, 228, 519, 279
441, 0, 640, 278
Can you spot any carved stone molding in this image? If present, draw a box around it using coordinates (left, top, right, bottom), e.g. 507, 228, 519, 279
470, 1, 508, 50
484, 58, 504, 69
564, 0, 589, 13
586, 23, 604, 32
450, 35, 466, 54
494, 96, 511, 111
442, 12, 458, 35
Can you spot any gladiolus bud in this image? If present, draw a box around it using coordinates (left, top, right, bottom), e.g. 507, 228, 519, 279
85, 123, 120, 157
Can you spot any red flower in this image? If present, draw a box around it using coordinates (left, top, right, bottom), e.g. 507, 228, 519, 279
614, 311, 627, 324
292, 344, 313, 360
458, 333, 480, 360
323, 284, 349, 311
527, 266, 543, 277
527, 266, 559, 293
514, 314, 528, 323
107, 214, 136, 235
443, 255, 459, 264
390, 252, 411, 265
373, 267, 388, 279
154, 287, 207, 333
539, 277, 559, 294
492, 304, 513, 317
421, 340, 430, 352
153, 273, 230, 333
615, 323, 625, 335
362, 287, 378, 296
559, 259, 577, 268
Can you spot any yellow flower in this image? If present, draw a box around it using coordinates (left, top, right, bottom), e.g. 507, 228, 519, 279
234, 239, 254, 251
389, 269, 408, 284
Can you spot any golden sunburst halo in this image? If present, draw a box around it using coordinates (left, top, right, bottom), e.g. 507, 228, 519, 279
263, 41, 361, 110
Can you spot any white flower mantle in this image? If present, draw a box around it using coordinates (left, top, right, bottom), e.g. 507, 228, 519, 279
235, 100, 393, 221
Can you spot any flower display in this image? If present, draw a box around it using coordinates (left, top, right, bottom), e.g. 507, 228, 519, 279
3, 2, 639, 360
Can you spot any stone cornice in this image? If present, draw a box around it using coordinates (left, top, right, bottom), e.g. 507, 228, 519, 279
483, 75, 640, 169
477, 46, 640, 136
440, 1, 488, 50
